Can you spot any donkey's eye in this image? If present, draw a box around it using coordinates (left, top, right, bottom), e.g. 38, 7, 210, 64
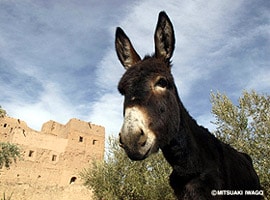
155, 78, 168, 88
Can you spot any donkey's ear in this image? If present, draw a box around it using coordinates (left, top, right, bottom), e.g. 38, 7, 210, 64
115, 27, 141, 69
154, 11, 175, 62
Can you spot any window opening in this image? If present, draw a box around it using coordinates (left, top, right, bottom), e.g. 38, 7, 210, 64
52, 154, 57, 161
69, 176, 77, 184
22, 129, 26, 137
79, 136, 83, 142
3, 123, 7, 128
28, 150, 34, 157
92, 139, 97, 145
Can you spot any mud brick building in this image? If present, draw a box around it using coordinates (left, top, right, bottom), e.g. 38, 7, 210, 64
0, 116, 105, 186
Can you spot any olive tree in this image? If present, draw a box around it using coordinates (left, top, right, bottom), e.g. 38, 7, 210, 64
81, 90, 269, 199
81, 136, 175, 200
0, 143, 21, 169
0, 106, 21, 169
211, 90, 269, 199
0, 106, 7, 118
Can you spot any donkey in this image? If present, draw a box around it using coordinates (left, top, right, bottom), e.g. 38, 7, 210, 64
116, 11, 261, 200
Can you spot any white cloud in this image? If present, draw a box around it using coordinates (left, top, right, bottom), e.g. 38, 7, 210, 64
94, 47, 125, 91
196, 113, 216, 132
1, 0, 269, 137
0, 1, 130, 131
92, 0, 253, 135
87, 93, 123, 135
5, 81, 76, 131
246, 69, 270, 92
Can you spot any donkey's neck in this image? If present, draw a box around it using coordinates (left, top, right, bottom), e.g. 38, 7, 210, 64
161, 98, 204, 178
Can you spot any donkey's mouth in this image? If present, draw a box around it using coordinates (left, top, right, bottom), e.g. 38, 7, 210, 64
124, 145, 152, 161
141, 146, 154, 159
119, 131, 158, 161
121, 137, 160, 161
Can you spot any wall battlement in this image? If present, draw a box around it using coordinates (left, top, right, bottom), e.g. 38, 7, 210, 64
0, 116, 105, 186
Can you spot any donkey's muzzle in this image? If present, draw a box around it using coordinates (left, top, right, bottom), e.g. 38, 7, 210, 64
119, 106, 158, 160
119, 133, 151, 160
119, 129, 150, 160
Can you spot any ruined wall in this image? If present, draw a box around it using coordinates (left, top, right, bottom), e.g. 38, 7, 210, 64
0, 183, 93, 200
0, 116, 105, 187
41, 120, 68, 138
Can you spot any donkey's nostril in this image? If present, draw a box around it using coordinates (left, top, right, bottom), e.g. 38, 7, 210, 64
139, 129, 147, 146
141, 140, 147, 147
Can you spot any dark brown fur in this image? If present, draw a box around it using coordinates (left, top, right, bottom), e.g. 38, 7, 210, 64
116, 11, 262, 199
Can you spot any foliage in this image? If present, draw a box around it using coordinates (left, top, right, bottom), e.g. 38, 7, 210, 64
0, 106, 7, 118
210, 90, 270, 199
81, 136, 175, 200
0, 142, 21, 169
1, 192, 13, 200
0, 106, 21, 169
81, 90, 269, 199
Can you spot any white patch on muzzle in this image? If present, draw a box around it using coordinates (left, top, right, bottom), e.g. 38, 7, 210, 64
120, 106, 158, 159
121, 107, 145, 137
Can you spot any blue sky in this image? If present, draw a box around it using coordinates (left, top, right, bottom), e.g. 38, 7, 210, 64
0, 0, 269, 138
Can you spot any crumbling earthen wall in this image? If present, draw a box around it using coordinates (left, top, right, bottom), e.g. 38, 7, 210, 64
0, 183, 94, 200
0, 116, 105, 187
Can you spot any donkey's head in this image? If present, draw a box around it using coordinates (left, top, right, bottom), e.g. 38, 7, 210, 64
116, 11, 180, 160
